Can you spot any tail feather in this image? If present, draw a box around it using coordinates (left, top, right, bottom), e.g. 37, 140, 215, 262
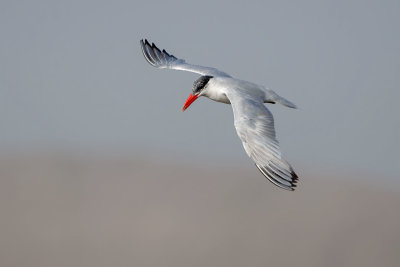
276, 97, 297, 109
265, 89, 297, 109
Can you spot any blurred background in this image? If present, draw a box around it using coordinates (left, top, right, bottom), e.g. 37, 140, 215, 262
1, 0, 399, 266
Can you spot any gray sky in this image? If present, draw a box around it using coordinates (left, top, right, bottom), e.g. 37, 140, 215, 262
1, 0, 399, 178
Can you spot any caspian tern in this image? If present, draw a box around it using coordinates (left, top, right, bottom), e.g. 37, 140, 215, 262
140, 39, 299, 191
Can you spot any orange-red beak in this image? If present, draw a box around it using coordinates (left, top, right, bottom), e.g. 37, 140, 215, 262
182, 93, 199, 111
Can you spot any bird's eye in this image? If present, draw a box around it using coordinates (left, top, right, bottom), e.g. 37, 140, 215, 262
192, 75, 212, 93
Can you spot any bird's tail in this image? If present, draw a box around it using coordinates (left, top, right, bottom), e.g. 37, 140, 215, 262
276, 96, 297, 109
265, 89, 297, 109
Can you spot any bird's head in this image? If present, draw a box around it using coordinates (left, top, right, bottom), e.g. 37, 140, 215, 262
182, 75, 213, 111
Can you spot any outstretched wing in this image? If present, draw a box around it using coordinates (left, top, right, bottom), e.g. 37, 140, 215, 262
140, 39, 231, 77
226, 90, 298, 191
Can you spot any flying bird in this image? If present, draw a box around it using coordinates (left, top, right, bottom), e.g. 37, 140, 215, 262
140, 39, 299, 191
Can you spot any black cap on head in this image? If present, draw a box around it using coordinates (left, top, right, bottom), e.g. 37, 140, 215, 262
192, 75, 213, 94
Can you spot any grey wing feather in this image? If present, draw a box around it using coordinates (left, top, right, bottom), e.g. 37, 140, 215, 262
140, 39, 231, 77
226, 91, 298, 191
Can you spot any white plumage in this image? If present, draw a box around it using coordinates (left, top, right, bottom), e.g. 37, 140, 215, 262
140, 39, 298, 191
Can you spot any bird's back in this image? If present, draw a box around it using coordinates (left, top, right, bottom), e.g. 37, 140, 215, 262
206, 77, 267, 104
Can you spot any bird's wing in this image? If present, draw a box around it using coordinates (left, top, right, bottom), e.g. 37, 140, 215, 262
140, 39, 231, 77
225, 90, 298, 191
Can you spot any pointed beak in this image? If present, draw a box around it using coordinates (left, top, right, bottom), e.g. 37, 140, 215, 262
182, 93, 199, 111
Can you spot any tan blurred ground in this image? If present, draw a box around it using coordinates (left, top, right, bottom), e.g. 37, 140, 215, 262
1, 153, 399, 267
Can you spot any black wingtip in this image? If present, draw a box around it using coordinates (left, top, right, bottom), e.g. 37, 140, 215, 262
140, 39, 182, 68
162, 49, 170, 57
140, 39, 157, 66
256, 164, 299, 191
291, 170, 299, 181
152, 43, 162, 53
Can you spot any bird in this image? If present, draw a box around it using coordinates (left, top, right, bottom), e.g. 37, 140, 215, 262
140, 39, 299, 191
